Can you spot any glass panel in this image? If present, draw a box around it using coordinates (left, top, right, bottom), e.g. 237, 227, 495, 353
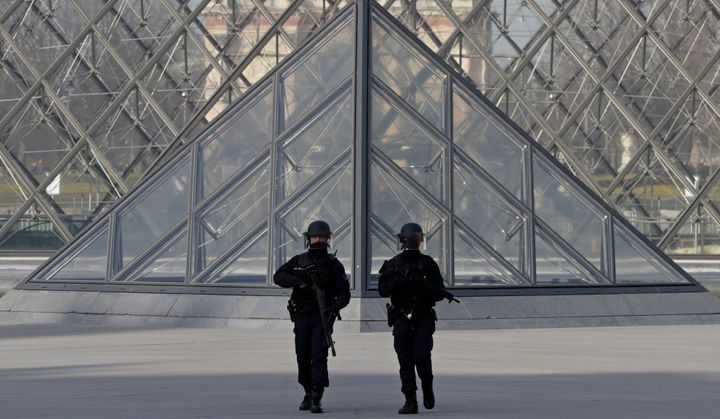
454, 230, 519, 286
44, 228, 109, 282
535, 234, 596, 285
281, 19, 354, 130
372, 90, 444, 201
195, 164, 271, 277
454, 162, 524, 272
117, 158, 191, 270
371, 18, 445, 130
453, 89, 525, 198
368, 229, 398, 289
209, 234, 269, 285
200, 86, 273, 198
130, 229, 188, 283
275, 163, 352, 268
0, 160, 28, 230
533, 160, 604, 269
278, 92, 353, 199
614, 223, 689, 284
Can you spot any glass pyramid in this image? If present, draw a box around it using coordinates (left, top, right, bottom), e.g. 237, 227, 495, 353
26, 2, 697, 292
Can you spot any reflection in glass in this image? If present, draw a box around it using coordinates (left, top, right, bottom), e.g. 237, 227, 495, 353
117, 158, 191, 271
372, 18, 445, 130
281, 20, 354, 130
533, 160, 604, 269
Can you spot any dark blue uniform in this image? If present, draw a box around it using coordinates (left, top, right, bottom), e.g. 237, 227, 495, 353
274, 247, 350, 391
378, 250, 448, 400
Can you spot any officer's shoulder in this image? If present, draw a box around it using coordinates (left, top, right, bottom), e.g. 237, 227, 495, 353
422, 254, 439, 264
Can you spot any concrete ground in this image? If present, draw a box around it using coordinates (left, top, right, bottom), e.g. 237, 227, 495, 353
0, 323, 718, 418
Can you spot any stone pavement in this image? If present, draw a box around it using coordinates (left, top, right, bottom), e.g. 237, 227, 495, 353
0, 322, 718, 418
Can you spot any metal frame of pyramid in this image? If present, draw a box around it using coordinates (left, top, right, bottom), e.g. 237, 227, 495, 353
16, 1, 704, 299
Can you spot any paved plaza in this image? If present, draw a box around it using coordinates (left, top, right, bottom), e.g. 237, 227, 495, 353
0, 322, 718, 418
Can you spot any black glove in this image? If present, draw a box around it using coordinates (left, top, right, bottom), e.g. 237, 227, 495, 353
443, 291, 460, 304
295, 275, 312, 289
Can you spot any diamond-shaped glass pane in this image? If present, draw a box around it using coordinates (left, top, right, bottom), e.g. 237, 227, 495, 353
275, 162, 352, 268
453, 88, 525, 198
0, 200, 65, 251
195, 164, 271, 277
664, 205, 720, 256
372, 89, 444, 201
200, 85, 273, 198
278, 91, 353, 199
372, 17, 445, 130
454, 161, 524, 272
534, 159, 605, 269
117, 157, 190, 271
280, 19, 354, 130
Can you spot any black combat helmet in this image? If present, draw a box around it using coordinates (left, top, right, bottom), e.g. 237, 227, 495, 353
304, 220, 332, 248
397, 222, 425, 250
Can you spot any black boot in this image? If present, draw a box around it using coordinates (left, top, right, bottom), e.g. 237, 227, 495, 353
421, 381, 435, 410
310, 386, 324, 413
299, 393, 312, 411
398, 392, 418, 414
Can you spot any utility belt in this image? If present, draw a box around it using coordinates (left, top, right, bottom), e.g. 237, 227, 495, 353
287, 299, 320, 322
386, 303, 436, 327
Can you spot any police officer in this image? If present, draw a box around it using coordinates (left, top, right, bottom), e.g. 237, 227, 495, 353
378, 223, 458, 414
273, 220, 351, 414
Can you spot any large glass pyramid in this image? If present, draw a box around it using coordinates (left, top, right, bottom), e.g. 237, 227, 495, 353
23, 1, 698, 292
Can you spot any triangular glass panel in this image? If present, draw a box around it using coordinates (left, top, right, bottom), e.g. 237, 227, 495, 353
445, 33, 504, 97
0, 199, 65, 251
383, 0, 456, 50
614, 222, 689, 284
533, 159, 606, 270
204, 233, 269, 285
241, 33, 294, 86
371, 88, 445, 202
454, 229, 524, 287
367, 227, 397, 289
664, 204, 720, 256
535, 233, 597, 285
41, 225, 109, 282
199, 84, 274, 199
194, 163, 271, 278
278, 91, 353, 200
280, 17, 354, 131
371, 16, 445, 130
453, 87, 525, 198
127, 228, 188, 283
453, 161, 525, 273
116, 156, 191, 271
283, 0, 351, 45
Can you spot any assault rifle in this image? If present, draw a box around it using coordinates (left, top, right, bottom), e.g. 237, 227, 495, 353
294, 262, 337, 357
384, 259, 459, 304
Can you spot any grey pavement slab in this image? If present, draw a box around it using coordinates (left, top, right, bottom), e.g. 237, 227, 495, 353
0, 323, 718, 418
